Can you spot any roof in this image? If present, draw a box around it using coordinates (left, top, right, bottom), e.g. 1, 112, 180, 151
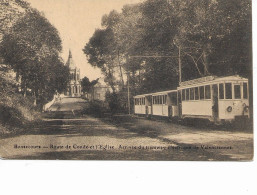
134, 89, 177, 98
65, 50, 76, 69
178, 75, 248, 89
134, 75, 248, 98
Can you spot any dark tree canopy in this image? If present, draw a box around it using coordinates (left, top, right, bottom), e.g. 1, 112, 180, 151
0, 9, 69, 107
84, 0, 251, 96
81, 76, 91, 93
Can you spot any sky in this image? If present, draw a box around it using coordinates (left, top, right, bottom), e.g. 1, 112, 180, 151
26, 0, 143, 81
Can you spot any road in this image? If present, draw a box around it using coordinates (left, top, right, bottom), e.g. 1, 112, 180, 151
0, 97, 253, 160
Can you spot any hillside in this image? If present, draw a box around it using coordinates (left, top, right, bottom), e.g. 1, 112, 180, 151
0, 0, 40, 135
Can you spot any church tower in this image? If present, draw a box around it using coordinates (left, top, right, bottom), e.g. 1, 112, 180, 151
64, 50, 82, 97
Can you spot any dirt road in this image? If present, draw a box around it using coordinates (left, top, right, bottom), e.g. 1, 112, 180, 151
0, 97, 253, 160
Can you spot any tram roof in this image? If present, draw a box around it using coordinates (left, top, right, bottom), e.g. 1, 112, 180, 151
178, 75, 248, 89
134, 89, 177, 98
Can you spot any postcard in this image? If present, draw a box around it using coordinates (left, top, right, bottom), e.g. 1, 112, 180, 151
0, 0, 253, 160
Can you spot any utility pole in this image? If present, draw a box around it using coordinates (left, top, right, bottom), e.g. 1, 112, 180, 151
178, 46, 182, 84
127, 71, 131, 115
118, 50, 124, 88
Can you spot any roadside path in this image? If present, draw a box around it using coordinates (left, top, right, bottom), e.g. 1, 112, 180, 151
0, 98, 253, 160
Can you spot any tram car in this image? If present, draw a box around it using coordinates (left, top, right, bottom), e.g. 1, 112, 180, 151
134, 90, 179, 118
134, 75, 249, 123
177, 75, 249, 123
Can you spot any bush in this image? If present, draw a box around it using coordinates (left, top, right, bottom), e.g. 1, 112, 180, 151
105, 92, 119, 114
105, 91, 130, 114
0, 104, 24, 127
81, 100, 108, 117
0, 91, 40, 134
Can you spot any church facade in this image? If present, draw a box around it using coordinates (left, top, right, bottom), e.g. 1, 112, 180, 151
64, 50, 82, 97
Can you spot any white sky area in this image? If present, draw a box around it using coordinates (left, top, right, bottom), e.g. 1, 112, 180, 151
26, 0, 143, 81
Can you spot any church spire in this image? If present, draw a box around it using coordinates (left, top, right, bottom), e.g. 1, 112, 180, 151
65, 49, 75, 69
68, 49, 72, 58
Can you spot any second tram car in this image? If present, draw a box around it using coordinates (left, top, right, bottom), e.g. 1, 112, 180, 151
134, 75, 250, 124
134, 90, 178, 118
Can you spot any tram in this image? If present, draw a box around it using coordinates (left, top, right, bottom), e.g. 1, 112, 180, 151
134, 75, 250, 123
134, 90, 178, 118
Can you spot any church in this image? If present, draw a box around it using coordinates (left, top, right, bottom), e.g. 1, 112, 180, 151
64, 50, 82, 97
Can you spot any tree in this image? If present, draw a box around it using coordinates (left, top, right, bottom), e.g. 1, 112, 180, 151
169, 0, 251, 78
0, 10, 68, 108
81, 76, 91, 93
83, 28, 118, 92
84, 0, 251, 95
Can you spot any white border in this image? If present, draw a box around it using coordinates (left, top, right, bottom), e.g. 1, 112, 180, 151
0, 1, 256, 195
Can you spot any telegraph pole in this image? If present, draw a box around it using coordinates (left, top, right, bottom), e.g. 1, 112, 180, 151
118, 50, 124, 88
127, 71, 131, 115
178, 46, 182, 84
127, 50, 182, 115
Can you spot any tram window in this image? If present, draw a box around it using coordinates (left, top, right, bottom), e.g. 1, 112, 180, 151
195, 87, 199, 100
243, 83, 248, 99
160, 96, 163, 104
190, 88, 194, 100
205, 85, 211, 99
186, 89, 189, 101
234, 85, 241, 99
182, 90, 185, 101
219, 83, 224, 99
163, 95, 167, 104
200, 86, 204, 100
225, 83, 232, 99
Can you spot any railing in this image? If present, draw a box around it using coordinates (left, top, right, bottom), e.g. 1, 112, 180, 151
43, 94, 61, 112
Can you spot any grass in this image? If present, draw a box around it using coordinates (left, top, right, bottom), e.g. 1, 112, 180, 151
0, 92, 41, 136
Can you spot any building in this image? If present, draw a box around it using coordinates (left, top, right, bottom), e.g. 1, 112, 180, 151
85, 78, 111, 101
64, 50, 82, 97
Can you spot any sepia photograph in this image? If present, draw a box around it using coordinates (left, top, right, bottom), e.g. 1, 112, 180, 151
0, 0, 253, 161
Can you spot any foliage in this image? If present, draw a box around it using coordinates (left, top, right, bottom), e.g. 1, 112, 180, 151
84, 0, 251, 97
0, 10, 69, 108
105, 90, 130, 114
81, 100, 107, 118
81, 76, 91, 93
